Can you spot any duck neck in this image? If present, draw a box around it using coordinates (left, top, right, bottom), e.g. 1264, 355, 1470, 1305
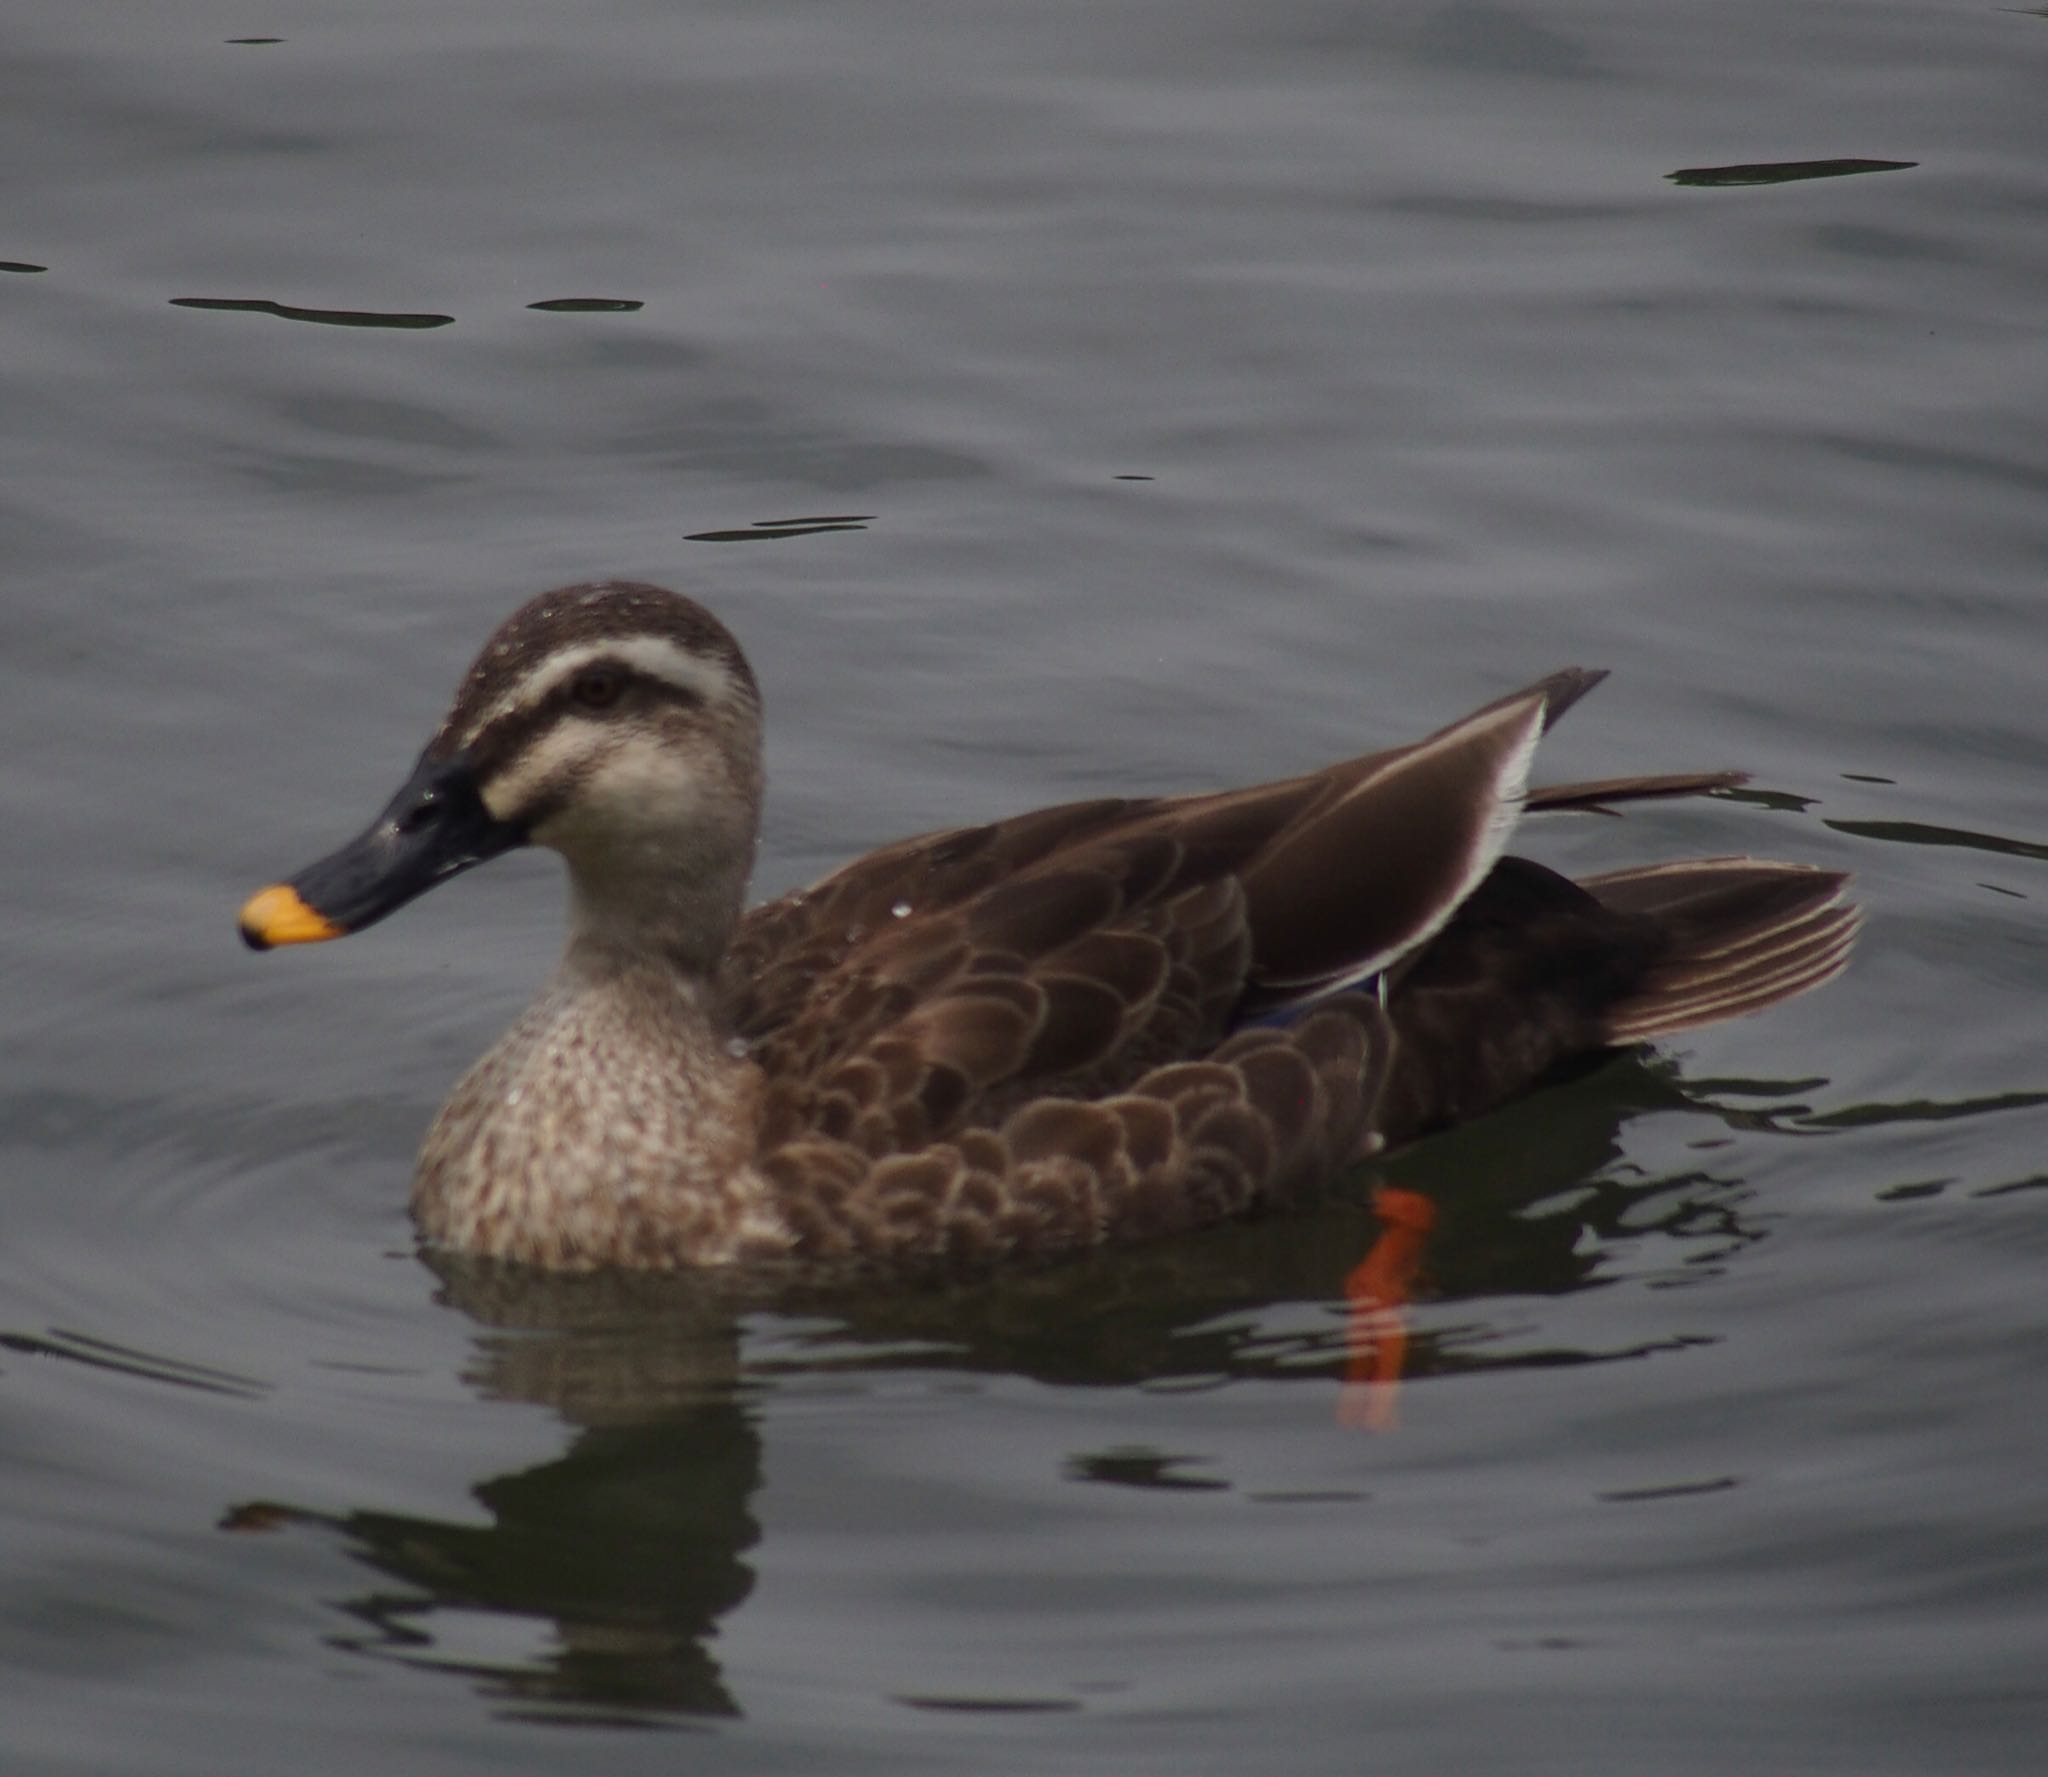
561, 843, 749, 981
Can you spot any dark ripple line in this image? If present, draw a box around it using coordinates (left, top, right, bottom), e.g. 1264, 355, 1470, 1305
1796, 1088, 2048, 1131
1668, 158, 1918, 188
170, 297, 454, 330
1825, 817, 2048, 865
893, 1694, 1083, 1715
0, 1328, 268, 1397
685, 516, 872, 543
1978, 1173, 2048, 1199
1598, 1475, 1739, 1504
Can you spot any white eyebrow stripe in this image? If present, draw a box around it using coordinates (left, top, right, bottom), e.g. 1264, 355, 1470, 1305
458, 635, 738, 744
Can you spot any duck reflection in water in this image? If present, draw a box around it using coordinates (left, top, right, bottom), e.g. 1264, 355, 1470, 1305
219, 1051, 1815, 1723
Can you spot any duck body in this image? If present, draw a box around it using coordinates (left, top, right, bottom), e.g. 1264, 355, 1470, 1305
241, 582, 1858, 1273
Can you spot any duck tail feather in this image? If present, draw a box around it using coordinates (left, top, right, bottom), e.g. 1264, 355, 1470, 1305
1581, 858, 1861, 1041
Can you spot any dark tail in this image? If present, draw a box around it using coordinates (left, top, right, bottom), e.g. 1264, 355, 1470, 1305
1579, 858, 1860, 1042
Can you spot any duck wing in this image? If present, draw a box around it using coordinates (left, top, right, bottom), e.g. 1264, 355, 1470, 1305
725, 674, 1582, 1265
726, 668, 1579, 1071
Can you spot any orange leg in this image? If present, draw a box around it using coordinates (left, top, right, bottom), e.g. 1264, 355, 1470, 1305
1337, 1186, 1437, 1430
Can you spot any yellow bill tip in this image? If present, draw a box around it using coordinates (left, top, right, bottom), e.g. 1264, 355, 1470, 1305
238, 883, 344, 951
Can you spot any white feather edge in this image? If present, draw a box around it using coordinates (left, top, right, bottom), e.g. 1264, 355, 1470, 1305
1253, 690, 1549, 1010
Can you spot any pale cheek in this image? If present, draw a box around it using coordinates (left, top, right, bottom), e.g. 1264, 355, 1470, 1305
532, 746, 709, 853
480, 720, 597, 825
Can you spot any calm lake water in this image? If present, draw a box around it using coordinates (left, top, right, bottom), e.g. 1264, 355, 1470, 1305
4, 2, 2046, 1771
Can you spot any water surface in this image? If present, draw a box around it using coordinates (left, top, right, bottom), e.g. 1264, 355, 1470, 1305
4, 2, 2046, 1772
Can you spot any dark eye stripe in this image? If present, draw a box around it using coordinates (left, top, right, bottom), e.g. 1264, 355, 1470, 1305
464, 658, 704, 773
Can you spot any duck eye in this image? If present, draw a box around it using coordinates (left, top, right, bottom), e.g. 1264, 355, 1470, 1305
570, 665, 624, 710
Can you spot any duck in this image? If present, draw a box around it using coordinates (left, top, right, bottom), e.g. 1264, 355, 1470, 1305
239, 580, 1858, 1273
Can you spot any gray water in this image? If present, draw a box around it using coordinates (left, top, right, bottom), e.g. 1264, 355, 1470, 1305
5, 2, 2046, 1771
